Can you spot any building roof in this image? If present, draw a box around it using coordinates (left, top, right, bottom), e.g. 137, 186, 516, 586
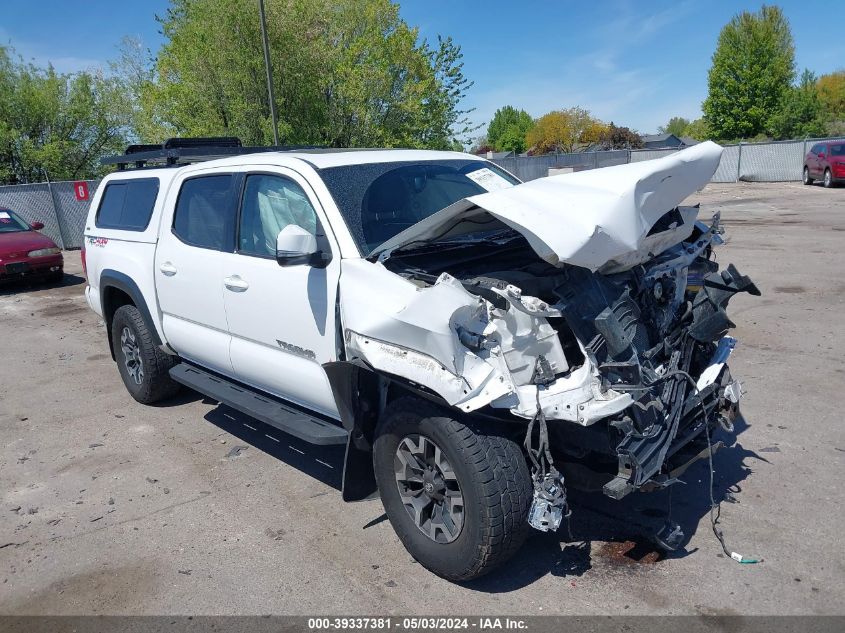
642, 133, 678, 143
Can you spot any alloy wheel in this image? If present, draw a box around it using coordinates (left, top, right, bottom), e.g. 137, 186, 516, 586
394, 434, 464, 543
120, 326, 144, 385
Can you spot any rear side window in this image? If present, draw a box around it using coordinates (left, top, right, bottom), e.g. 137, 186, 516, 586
173, 175, 234, 251
95, 178, 159, 230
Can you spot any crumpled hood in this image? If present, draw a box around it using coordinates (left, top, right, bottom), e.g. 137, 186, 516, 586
375, 141, 723, 272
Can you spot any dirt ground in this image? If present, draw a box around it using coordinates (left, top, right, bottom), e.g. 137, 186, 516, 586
1, 181, 844, 616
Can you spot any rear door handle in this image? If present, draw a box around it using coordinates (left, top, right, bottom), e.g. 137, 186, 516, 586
224, 275, 249, 292
159, 262, 177, 276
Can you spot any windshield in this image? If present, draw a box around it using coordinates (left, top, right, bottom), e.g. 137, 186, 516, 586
0, 209, 32, 233
830, 144, 845, 157
319, 159, 519, 255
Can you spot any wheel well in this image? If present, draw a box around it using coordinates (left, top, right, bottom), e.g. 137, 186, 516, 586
102, 286, 135, 360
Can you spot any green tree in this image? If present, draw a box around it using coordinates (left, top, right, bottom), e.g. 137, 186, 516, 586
768, 69, 826, 139
817, 70, 845, 134
486, 106, 534, 153
658, 117, 690, 137
141, 0, 473, 149
684, 117, 710, 141
703, 5, 795, 140
0, 45, 131, 184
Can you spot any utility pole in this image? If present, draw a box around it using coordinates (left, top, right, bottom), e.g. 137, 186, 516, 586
258, 0, 280, 145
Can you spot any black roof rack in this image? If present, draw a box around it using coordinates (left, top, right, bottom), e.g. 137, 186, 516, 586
101, 137, 326, 170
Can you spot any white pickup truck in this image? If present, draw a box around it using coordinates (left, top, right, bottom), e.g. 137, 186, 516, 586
83, 138, 758, 581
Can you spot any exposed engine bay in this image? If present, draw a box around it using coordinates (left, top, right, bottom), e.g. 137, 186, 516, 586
337, 142, 759, 526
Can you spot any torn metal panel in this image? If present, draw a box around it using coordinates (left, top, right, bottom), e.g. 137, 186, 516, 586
339, 259, 628, 420
374, 141, 724, 272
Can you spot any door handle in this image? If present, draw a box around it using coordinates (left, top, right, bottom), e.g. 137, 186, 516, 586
159, 261, 177, 276
223, 275, 249, 292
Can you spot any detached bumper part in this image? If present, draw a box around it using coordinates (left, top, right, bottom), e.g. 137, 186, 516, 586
527, 470, 569, 532
604, 352, 740, 500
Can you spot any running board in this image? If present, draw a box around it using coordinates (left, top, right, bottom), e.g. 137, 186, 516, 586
169, 364, 348, 446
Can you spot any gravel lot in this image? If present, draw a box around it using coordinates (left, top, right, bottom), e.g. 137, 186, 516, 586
1, 181, 844, 616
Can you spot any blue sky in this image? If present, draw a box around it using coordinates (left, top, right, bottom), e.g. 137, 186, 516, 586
2, 1, 843, 135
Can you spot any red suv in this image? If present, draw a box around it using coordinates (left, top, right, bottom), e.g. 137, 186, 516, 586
803, 141, 845, 188
0, 208, 64, 283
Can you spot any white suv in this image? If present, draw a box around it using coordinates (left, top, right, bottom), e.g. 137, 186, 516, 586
83, 138, 758, 580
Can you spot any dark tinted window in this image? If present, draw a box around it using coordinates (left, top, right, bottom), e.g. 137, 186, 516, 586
238, 174, 319, 258
320, 160, 519, 254
811, 144, 823, 155
95, 178, 159, 230
173, 175, 234, 251
830, 144, 845, 157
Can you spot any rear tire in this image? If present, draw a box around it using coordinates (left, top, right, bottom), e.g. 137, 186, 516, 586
373, 397, 531, 582
803, 166, 813, 185
824, 168, 834, 188
111, 305, 180, 404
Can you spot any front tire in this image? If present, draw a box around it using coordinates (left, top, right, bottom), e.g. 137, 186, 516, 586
373, 397, 531, 581
803, 166, 813, 185
824, 168, 834, 188
111, 305, 180, 404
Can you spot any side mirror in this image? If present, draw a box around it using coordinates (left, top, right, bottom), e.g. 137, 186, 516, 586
818, 153, 826, 159
275, 225, 331, 268
30, 221, 45, 230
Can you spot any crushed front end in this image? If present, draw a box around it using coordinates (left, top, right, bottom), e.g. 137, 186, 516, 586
550, 214, 759, 499
340, 142, 759, 529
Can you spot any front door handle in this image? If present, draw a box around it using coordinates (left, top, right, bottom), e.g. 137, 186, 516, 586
223, 275, 249, 292
159, 261, 177, 276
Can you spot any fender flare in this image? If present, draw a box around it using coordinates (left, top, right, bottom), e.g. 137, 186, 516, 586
100, 269, 162, 358
324, 360, 380, 502
323, 360, 454, 502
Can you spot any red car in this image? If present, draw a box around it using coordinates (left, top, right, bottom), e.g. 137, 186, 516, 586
803, 140, 845, 188
0, 208, 64, 283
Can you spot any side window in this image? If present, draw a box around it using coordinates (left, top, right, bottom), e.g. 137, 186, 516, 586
238, 174, 319, 258
173, 175, 234, 251
95, 178, 159, 230
811, 144, 823, 155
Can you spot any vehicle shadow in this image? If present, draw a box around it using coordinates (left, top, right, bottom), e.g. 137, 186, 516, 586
202, 404, 345, 490
0, 272, 85, 296
180, 391, 764, 592
465, 416, 767, 592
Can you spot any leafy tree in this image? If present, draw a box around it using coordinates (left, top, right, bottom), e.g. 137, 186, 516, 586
595, 122, 644, 150
658, 117, 690, 137
703, 5, 795, 140
684, 118, 710, 141
142, 0, 474, 149
817, 70, 845, 122
525, 107, 604, 154
768, 69, 826, 139
0, 45, 132, 184
486, 106, 533, 153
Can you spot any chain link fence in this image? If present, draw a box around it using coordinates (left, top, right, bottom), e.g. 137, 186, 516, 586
0, 180, 97, 249
492, 136, 845, 183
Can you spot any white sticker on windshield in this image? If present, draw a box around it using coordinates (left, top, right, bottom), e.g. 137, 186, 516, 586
465, 167, 514, 192
0, 212, 10, 219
